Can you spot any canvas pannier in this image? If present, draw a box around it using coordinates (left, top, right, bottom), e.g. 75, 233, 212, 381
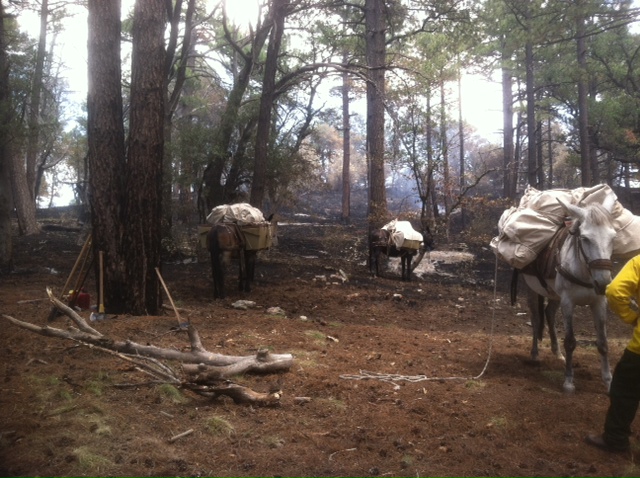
200, 203, 273, 251
382, 219, 423, 251
490, 184, 640, 269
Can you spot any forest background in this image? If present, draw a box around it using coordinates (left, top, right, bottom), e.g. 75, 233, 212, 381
0, 0, 640, 315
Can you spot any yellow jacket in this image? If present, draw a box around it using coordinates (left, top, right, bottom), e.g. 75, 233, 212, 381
606, 255, 640, 354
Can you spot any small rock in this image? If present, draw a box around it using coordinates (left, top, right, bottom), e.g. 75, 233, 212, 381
266, 306, 286, 316
231, 300, 256, 310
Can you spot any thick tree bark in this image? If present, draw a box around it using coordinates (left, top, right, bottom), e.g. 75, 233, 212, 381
440, 80, 450, 235
365, 0, 387, 228
87, 0, 127, 313
122, 0, 166, 315
525, 40, 537, 189
0, 0, 13, 273
576, 8, 593, 186
25, 0, 47, 201
426, 89, 438, 220
341, 57, 351, 225
10, 153, 40, 235
501, 46, 515, 199
11, 0, 44, 236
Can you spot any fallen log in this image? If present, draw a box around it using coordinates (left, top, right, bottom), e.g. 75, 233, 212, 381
1, 288, 294, 406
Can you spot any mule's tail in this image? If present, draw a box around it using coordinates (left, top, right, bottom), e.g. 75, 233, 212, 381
510, 268, 519, 306
210, 232, 225, 299
536, 294, 545, 341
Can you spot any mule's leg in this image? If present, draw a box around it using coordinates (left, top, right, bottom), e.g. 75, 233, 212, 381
544, 299, 564, 362
238, 249, 247, 292
405, 255, 413, 281
210, 252, 219, 299
371, 248, 381, 277
527, 289, 544, 361
560, 298, 577, 393
592, 297, 612, 391
211, 243, 225, 299
245, 251, 256, 292
368, 245, 375, 275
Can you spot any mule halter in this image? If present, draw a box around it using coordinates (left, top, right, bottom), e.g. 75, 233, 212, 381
555, 230, 613, 290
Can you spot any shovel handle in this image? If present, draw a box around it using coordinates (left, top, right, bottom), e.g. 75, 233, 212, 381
98, 251, 105, 313
62, 234, 92, 299
155, 267, 184, 326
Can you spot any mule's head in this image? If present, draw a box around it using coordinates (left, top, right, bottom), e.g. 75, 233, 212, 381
560, 199, 616, 294
369, 227, 389, 246
266, 213, 279, 247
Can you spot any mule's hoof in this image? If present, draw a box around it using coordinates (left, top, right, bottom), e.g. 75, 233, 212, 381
563, 382, 576, 394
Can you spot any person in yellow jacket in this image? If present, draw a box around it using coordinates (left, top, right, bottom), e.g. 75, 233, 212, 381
585, 254, 640, 453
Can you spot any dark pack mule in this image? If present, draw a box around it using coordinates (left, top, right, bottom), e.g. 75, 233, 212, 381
369, 225, 434, 281
207, 213, 276, 299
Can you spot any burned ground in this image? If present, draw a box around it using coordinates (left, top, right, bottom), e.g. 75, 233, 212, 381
1, 210, 638, 477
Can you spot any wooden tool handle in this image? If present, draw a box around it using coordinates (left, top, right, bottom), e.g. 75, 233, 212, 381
98, 251, 105, 314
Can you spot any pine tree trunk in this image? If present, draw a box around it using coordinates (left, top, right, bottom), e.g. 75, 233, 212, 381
0, 0, 14, 272
250, 0, 286, 209
25, 0, 47, 201
87, 0, 127, 312
576, 9, 592, 186
365, 0, 387, 228
122, 0, 166, 315
341, 58, 351, 225
501, 45, 515, 199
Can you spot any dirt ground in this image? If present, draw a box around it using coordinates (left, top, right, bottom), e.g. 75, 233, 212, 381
2, 209, 640, 477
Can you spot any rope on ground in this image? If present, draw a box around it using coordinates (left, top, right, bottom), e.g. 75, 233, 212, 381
340, 254, 499, 384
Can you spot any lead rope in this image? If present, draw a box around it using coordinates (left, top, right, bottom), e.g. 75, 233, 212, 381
339, 254, 498, 386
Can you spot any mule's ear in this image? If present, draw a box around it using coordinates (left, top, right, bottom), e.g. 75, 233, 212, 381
601, 193, 616, 213
557, 198, 585, 223
266, 213, 274, 222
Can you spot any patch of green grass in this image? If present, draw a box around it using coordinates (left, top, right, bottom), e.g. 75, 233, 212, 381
317, 397, 346, 411
46, 404, 77, 417
401, 454, 414, 467
621, 463, 640, 477
304, 330, 326, 343
73, 446, 112, 471
27, 374, 74, 408
86, 381, 104, 397
86, 415, 112, 436
464, 380, 485, 390
488, 416, 507, 428
86, 372, 112, 397
261, 435, 285, 448
57, 388, 74, 401
155, 384, 187, 404
45, 376, 61, 386
541, 370, 564, 384
205, 416, 235, 438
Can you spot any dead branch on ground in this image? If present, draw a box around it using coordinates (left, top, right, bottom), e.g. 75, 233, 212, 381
1, 288, 293, 406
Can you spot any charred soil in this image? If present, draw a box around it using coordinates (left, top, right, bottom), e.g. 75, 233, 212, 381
1, 211, 638, 477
